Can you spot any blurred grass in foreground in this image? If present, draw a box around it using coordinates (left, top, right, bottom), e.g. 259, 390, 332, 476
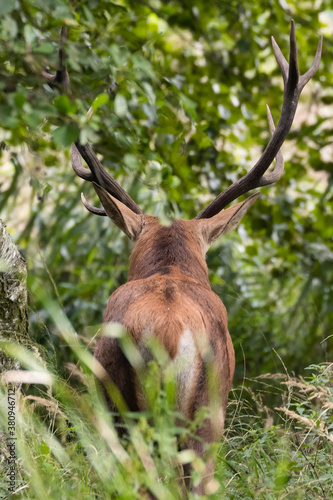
0, 297, 332, 499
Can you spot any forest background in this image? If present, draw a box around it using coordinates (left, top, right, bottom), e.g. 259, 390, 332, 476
0, 0, 332, 498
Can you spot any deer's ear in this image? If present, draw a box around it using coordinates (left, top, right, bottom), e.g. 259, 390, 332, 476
92, 183, 144, 241
199, 192, 260, 249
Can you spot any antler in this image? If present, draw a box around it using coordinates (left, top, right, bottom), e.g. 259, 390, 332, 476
195, 21, 322, 220
45, 28, 142, 216
71, 143, 142, 215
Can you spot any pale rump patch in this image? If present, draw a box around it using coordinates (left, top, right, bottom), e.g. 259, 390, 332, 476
174, 329, 198, 416
135, 328, 199, 416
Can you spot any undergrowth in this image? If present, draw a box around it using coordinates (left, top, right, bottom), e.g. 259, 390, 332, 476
0, 307, 332, 499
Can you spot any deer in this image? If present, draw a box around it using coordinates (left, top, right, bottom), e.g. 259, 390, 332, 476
46, 21, 322, 496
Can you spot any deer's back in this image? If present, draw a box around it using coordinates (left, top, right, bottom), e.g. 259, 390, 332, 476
104, 274, 229, 350
94, 273, 235, 417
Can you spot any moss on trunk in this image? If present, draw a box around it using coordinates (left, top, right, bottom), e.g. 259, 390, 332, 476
0, 220, 29, 372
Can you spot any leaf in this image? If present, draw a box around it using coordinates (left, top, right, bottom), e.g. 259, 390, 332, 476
218, 104, 231, 120
92, 94, 109, 111
82, 5, 96, 24
52, 125, 79, 148
54, 96, 74, 114
14, 93, 26, 109
23, 24, 36, 44
123, 153, 140, 170
179, 92, 197, 119
142, 82, 156, 105
24, 112, 43, 128
0, 0, 14, 15
114, 94, 128, 117
35, 43, 54, 54
2, 15, 17, 37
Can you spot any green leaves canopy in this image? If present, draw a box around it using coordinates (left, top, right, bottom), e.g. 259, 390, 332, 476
0, 0, 332, 380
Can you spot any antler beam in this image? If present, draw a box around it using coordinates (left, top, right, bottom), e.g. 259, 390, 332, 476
195, 21, 322, 220
71, 144, 142, 215
45, 28, 142, 216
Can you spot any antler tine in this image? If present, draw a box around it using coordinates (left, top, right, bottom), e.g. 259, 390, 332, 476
71, 143, 94, 181
271, 36, 288, 85
299, 35, 323, 90
287, 20, 299, 90
73, 143, 143, 215
81, 193, 107, 216
195, 21, 322, 220
259, 106, 284, 186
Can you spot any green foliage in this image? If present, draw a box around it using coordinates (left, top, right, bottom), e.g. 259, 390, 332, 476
220, 363, 333, 498
0, 1, 333, 495
1, 328, 332, 498
1, 0, 332, 380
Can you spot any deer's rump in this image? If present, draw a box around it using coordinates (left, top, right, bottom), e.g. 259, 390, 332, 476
94, 274, 235, 419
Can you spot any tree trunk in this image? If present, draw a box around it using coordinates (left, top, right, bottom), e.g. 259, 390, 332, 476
0, 220, 28, 372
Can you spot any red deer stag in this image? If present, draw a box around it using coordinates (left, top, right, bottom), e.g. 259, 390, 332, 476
47, 21, 321, 496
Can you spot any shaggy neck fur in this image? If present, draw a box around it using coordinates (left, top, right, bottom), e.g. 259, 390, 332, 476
128, 219, 210, 288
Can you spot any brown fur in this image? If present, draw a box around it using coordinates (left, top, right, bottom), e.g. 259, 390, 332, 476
94, 215, 237, 496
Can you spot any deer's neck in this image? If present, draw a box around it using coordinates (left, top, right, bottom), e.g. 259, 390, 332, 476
128, 222, 210, 288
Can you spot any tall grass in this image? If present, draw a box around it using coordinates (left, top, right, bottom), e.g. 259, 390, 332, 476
1, 299, 332, 498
